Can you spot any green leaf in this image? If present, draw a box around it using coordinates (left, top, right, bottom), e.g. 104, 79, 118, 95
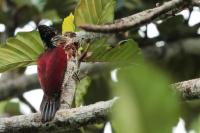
0, 31, 44, 73
4, 101, 21, 115
190, 115, 200, 133
0, 101, 7, 114
74, 0, 115, 25
85, 39, 143, 64
111, 62, 180, 133
75, 76, 91, 107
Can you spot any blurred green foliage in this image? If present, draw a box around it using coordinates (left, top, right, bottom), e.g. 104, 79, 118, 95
75, 76, 91, 107
0, 100, 21, 116
111, 62, 180, 133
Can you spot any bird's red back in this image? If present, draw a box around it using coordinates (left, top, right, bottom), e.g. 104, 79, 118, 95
37, 47, 67, 98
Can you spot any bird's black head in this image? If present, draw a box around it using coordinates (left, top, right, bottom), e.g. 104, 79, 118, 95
38, 25, 56, 49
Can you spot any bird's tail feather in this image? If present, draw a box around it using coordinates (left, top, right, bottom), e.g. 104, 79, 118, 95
40, 95, 60, 122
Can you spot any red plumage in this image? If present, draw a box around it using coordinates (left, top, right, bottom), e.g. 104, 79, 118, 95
37, 46, 67, 122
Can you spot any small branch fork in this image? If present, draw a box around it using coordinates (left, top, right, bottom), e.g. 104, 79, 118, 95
79, 0, 199, 33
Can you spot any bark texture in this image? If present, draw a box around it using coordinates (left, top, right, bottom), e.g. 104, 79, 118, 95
0, 98, 117, 133
173, 78, 200, 100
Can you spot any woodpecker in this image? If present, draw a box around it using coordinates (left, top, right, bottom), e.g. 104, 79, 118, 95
37, 25, 68, 122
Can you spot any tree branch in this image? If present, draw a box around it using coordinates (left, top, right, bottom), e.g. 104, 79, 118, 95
60, 56, 78, 109
2, 65, 200, 101
74, 31, 103, 44
173, 78, 200, 100
0, 74, 39, 101
54, 31, 102, 109
0, 98, 118, 133
79, 0, 196, 33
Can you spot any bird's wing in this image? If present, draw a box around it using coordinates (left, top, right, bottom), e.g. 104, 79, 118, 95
37, 47, 67, 97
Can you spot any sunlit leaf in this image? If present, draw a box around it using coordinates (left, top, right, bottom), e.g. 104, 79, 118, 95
75, 0, 115, 26
62, 13, 75, 33
0, 31, 44, 73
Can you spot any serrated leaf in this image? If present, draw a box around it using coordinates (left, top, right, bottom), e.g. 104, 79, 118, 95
0, 31, 44, 73
86, 39, 143, 64
62, 13, 75, 33
75, 0, 115, 26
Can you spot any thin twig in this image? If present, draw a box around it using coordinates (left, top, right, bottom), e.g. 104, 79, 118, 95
185, 7, 193, 24
18, 95, 37, 113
